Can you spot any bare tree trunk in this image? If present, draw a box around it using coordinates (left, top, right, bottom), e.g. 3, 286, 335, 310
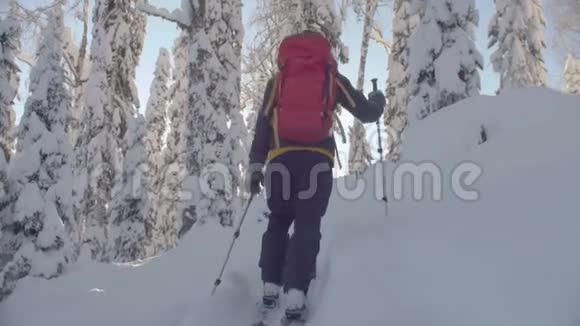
349, 0, 379, 176
75, 0, 89, 80
68, 0, 89, 145
356, 0, 378, 91
356, 0, 379, 90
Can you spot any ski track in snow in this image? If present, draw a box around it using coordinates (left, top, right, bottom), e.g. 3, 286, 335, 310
181, 270, 256, 326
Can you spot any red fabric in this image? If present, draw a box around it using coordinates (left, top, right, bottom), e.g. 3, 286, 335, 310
275, 33, 338, 144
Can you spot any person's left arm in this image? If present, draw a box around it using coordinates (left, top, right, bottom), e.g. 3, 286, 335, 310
249, 78, 275, 166
335, 73, 386, 123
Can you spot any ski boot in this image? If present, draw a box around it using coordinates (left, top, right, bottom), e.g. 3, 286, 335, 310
253, 283, 281, 326
281, 289, 307, 325
262, 282, 280, 310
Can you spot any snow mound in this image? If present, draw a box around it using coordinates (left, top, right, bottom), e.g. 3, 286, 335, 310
1, 88, 579, 326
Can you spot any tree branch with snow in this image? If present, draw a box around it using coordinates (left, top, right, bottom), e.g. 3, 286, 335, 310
136, 0, 192, 29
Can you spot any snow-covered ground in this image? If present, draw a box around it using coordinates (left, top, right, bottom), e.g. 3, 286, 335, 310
1, 88, 579, 326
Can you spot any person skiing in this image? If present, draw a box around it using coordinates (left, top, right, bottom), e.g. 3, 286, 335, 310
245, 30, 385, 323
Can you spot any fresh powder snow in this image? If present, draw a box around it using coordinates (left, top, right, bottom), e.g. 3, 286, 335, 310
1, 88, 579, 326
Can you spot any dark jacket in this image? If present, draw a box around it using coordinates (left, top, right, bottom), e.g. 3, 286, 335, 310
249, 73, 385, 166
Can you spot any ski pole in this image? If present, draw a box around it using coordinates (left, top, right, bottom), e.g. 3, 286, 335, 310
211, 193, 255, 295
372, 78, 384, 163
371, 78, 389, 214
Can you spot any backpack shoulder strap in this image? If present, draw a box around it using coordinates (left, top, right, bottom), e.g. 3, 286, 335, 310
326, 68, 336, 110
333, 112, 347, 144
264, 73, 282, 116
264, 73, 282, 148
335, 77, 356, 109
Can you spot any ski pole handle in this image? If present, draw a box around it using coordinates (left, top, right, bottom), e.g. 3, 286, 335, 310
371, 78, 378, 92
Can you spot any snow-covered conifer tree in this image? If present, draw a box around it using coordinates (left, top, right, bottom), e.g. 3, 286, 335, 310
139, 0, 247, 230
385, 0, 416, 162
0, 15, 21, 215
158, 33, 187, 241
348, 0, 377, 175
0, 5, 76, 301
0, 15, 21, 163
0, 148, 7, 201
75, 0, 147, 261
110, 115, 148, 262
563, 54, 580, 94
488, 0, 548, 91
103, 6, 148, 258
408, 0, 483, 121
75, 0, 121, 260
110, 1, 146, 155
143, 48, 172, 253
181, 0, 246, 227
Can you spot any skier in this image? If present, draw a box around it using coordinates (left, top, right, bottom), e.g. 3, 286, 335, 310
245, 29, 385, 324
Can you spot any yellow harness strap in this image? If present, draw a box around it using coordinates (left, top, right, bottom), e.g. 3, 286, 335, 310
267, 146, 334, 162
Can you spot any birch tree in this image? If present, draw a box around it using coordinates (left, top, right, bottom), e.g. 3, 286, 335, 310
385, 0, 416, 162
543, 0, 579, 61
69, 0, 90, 145
348, 0, 377, 175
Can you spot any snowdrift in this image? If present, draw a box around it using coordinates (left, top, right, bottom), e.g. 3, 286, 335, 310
1, 88, 579, 326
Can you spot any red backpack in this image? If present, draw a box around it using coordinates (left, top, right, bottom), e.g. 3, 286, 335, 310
265, 33, 339, 145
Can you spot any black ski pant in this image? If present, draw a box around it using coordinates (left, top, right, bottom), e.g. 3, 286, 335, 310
259, 151, 333, 294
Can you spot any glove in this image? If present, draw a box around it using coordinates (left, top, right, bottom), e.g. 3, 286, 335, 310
245, 163, 264, 195
368, 90, 386, 108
